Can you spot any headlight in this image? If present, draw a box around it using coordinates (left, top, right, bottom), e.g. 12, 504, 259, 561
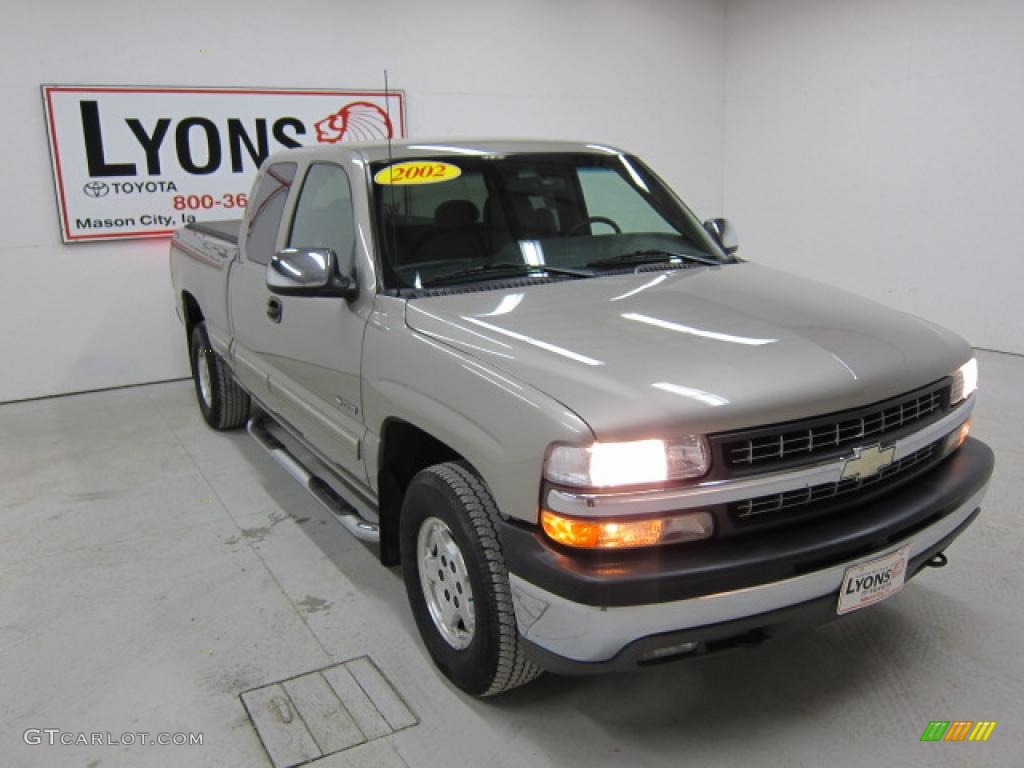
951, 357, 978, 404
544, 436, 709, 488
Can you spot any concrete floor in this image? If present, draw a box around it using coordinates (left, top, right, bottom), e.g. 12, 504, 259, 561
1, 349, 1021, 768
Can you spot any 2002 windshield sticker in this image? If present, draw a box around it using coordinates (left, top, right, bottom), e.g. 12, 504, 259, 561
374, 161, 461, 185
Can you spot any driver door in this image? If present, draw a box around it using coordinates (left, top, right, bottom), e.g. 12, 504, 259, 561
259, 162, 369, 485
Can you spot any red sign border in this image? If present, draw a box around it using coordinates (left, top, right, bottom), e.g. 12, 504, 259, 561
41, 85, 408, 244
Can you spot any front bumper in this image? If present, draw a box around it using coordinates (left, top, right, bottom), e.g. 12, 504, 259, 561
504, 438, 993, 671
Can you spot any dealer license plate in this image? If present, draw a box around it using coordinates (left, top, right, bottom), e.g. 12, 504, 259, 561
837, 545, 910, 615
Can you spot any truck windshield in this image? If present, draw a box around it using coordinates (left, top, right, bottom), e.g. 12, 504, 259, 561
369, 152, 728, 291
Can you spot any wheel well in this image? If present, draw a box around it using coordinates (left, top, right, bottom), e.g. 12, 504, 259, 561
181, 291, 204, 345
377, 420, 462, 565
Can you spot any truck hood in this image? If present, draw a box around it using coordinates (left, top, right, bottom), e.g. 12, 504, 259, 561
404, 263, 971, 438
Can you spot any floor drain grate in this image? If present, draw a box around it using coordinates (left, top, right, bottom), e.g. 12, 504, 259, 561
241, 656, 418, 768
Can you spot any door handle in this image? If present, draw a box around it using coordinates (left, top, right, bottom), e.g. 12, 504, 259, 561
267, 297, 282, 323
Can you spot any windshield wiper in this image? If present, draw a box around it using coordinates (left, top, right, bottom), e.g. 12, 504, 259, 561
585, 249, 721, 270
424, 262, 592, 287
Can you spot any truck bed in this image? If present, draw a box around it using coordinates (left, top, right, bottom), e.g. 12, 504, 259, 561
170, 220, 241, 361
187, 219, 242, 245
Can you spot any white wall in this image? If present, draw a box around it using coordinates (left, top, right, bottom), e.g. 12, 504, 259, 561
0, 0, 726, 402
724, 0, 1024, 355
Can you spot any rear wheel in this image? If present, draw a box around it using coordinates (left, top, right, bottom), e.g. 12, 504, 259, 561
190, 322, 250, 430
400, 462, 542, 696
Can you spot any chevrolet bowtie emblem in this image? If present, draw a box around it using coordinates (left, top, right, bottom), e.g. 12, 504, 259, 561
841, 444, 896, 480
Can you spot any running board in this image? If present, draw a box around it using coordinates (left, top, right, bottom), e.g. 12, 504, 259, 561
247, 416, 380, 544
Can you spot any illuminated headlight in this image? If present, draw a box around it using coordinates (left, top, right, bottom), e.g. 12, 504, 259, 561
951, 357, 978, 404
544, 437, 709, 488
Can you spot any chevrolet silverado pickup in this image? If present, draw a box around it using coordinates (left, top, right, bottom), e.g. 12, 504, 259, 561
169, 140, 993, 696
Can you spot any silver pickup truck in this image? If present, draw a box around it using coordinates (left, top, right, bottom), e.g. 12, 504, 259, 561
170, 140, 993, 696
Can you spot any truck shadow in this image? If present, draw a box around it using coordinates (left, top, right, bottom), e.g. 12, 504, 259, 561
482, 600, 948, 757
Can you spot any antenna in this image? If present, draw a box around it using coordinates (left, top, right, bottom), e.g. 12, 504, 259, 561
384, 68, 394, 166
383, 68, 398, 291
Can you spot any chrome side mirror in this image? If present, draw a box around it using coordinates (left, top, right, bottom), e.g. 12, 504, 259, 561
703, 218, 738, 256
267, 248, 358, 299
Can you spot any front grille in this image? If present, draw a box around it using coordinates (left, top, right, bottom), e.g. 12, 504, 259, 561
730, 440, 941, 523
721, 381, 949, 471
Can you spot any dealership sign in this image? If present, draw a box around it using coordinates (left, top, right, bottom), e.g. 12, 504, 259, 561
42, 85, 406, 243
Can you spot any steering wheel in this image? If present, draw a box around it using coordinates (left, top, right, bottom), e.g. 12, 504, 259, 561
565, 216, 622, 236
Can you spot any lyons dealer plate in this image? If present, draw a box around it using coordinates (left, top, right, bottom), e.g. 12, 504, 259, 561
837, 545, 910, 615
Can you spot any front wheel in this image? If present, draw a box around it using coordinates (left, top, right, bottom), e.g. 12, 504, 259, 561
400, 462, 541, 696
190, 322, 250, 430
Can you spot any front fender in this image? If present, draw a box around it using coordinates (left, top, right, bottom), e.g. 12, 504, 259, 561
361, 296, 593, 523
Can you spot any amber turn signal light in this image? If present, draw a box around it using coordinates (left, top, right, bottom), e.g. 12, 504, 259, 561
944, 419, 971, 455
956, 420, 971, 448
540, 509, 714, 549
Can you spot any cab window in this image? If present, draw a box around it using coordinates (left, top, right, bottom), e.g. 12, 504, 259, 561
288, 163, 356, 268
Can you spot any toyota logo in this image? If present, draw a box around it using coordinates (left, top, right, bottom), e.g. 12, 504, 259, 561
83, 181, 109, 198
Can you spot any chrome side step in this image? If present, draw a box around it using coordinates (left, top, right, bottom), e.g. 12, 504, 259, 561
247, 416, 380, 543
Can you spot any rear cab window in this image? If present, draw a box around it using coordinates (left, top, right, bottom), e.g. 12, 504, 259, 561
245, 163, 296, 265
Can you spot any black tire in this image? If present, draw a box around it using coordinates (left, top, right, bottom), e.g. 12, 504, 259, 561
190, 321, 250, 430
400, 462, 542, 696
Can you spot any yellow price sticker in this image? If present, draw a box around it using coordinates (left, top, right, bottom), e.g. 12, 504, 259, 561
374, 161, 462, 185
